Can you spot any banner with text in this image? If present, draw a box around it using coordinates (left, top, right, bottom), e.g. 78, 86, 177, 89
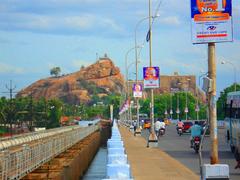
133, 83, 143, 98
191, 0, 233, 44
143, 67, 160, 88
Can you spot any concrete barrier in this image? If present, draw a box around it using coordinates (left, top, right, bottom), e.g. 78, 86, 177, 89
108, 154, 128, 164
106, 121, 132, 179
106, 164, 130, 178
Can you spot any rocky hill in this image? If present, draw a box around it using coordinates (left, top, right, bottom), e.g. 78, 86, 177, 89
17, 57, 125, 104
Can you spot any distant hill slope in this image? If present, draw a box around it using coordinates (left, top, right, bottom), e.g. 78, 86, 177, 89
17, 58, 125, 104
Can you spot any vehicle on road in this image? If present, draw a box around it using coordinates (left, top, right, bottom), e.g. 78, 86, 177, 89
192, 136, 201, 153
139, 113, 148, 120
159, 127, 165, 136
143, 119, 151, 129
164, 118, 171, 126
225, 91, 240, 153
177, 127, 183, 136
183, 121, 193, 133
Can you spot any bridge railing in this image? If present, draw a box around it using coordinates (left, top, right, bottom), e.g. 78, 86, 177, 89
0, 125, 99, 180
0, 125, 86, 151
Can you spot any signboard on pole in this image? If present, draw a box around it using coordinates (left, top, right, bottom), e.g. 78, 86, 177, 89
191, 0, 233, 44
143, 67, 160, 88
133, 84, 143, 98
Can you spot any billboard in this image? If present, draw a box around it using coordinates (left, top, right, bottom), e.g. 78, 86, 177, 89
143, 67, 160, 88
133, 83, 143, 98
191, 0, 233, 44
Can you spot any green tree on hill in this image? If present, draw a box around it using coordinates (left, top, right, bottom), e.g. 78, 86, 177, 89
50, 67, 61, 77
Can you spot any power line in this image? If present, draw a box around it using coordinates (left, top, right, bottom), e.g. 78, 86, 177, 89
2, 80, 18, 99
1, 80, 18, 136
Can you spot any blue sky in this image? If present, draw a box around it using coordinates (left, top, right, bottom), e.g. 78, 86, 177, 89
0, 0, 239, 97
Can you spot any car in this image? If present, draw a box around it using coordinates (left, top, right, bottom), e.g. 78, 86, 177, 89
183, 121, 193, 133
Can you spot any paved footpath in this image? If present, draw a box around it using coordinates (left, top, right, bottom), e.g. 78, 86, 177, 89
119, 126, 199, 180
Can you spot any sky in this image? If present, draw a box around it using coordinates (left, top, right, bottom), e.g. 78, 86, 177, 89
0, 0, 239, 98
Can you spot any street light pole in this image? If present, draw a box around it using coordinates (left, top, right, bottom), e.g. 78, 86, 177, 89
177, 83, 182, 120
170, 92, 173, 120
135, 19, 146, 130
149, 0, 153, 129
134, 14, 159, 130
221, 60, 237, 91
196, 72, 208, 121
177, 92, 180, 120
125, 47, 135, 121
147, 0, 158, 144
125, 46, 142, 121
185, 90, 188, 121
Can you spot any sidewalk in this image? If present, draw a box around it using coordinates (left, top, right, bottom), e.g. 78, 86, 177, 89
119, 126, 199, 180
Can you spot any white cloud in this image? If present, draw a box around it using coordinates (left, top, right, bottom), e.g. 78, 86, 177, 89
102, 18, 124, 32
63, 15, 124, 32
49, 0, 102, 3
0, 63, 24, 74
159, 16, 181, 25
0, 12, 124, 35
64, 15, 95, 29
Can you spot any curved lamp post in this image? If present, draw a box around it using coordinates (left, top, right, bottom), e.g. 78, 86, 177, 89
125, 46, 143, 121
196, 71, 208, 121
221, 60, 237, 92
185, 78, 191, 121
125, 46, 143, 98
134, 14, 159, 130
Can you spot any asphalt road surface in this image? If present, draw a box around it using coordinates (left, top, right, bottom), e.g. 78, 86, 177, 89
142, 124, 240, 180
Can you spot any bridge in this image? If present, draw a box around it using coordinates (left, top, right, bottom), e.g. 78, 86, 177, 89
0, 119, 238, 180
0, 119, 111, 180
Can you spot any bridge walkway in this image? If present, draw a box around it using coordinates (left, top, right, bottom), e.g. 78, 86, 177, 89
119, 125, 199, 180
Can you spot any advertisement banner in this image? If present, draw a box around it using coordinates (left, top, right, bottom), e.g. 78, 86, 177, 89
133, 83, 143, 98
191, 0, 233, 44
143, 67, 160, 88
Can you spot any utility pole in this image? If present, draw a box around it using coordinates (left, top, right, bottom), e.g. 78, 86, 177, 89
177, 92, 180, 120
149, 0, 154, 132
146, 0, 158, 147
29, 92, 34, 131
208, 42, 218, 164
3, 80, 17, 136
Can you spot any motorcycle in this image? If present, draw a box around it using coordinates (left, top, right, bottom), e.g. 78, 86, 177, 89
192, 136, 201, 153
158, 127, 165, 136
177, 127, 183, 136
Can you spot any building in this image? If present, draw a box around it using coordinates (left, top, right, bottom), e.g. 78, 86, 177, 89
127, 72, 206, 102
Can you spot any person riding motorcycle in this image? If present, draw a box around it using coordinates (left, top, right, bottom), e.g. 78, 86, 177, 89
158, 119, 166, 135
190, 121, 202, 147
159, 119, 166, 129
154, 120, 161, 137
133, 120, 137, 132
176, 119, 184, 130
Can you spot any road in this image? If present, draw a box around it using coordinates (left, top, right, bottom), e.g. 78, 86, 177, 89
142, 124, 240, 180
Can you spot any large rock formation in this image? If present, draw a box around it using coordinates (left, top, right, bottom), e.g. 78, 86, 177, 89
17, 58, 125, 104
